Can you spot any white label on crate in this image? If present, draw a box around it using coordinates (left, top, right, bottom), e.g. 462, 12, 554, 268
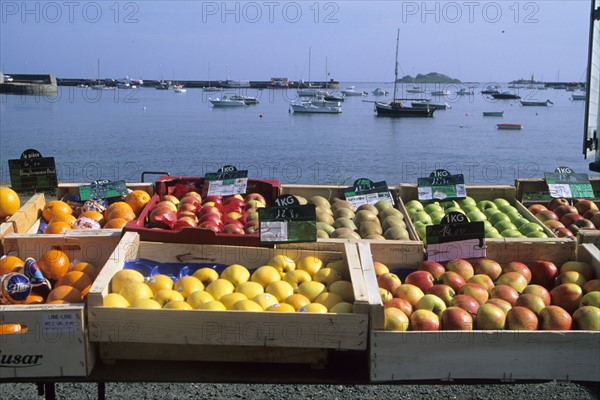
43, 312, 79, 332
207, 177, 248, 197
345, 191, 394, 209
547, 183, 572, 199
260, 221, 288, 242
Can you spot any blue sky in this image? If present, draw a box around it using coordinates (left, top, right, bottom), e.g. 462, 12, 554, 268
0, 1, 592, 82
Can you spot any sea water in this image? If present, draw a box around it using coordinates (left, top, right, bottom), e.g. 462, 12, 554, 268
0, 83, 592, 186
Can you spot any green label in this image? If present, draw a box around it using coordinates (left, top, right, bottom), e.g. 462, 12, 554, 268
344, 178, 394, 209
8, 149, 57, 192
79, 180, 129, 201
544, 166, 594, 199
418, 170, 466, 201
426, 212, 485, 262
258, 204, 317, 244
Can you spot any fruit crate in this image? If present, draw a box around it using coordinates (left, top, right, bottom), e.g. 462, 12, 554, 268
123, 176, 280, 246
278, 184, 422, 250
360, 240, 600, 382
0, 231, 123, 378
87, 232, 371, 366
56, 182, 155, 202
0, 193, 45, 253
398, 184, 563, 241
516, 177, 600, 206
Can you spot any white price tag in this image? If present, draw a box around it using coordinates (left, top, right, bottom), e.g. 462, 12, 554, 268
207, 177, 248, 197
346, 191, 394, 209
548, 183, 572, 199
260, 221, 288, 242
418, 186, 433, 201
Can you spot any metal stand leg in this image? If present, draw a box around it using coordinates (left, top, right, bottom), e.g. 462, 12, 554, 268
98, 382, 106, 400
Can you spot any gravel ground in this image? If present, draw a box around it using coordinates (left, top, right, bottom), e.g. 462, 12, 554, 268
1, 381, 600, 400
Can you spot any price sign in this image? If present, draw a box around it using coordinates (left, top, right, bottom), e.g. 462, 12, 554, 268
258, 194, 317, 244
79, 179, 129, 201
8, 149, 58, 192
417, 169, 466, 201
204, 165, 248, 197
343, 178, 395, 209
426, 212, 485, 262
544, 166, 594, 199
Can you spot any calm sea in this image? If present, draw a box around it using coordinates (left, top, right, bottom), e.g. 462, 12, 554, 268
0, 83, 593, 187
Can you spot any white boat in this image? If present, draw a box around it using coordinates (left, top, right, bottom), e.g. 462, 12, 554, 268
229, 95, 259, 105
290, 99, 341, 114
203, 86, 221, 92
309, 95, 341, 107
209, 95, 246, 107
372, 88, 389, 96
297, 87, 329, 97
173, 84, 187, 93
117, 77, 136, 89
430, 90, 451, 96
457, 88, 474, 95
341, 86, 367, 97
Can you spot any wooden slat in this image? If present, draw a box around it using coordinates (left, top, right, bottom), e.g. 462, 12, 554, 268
56, 182, 155, 201
0, 193, 45, 239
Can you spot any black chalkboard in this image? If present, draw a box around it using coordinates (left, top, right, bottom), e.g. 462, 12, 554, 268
8, 149, 57, 192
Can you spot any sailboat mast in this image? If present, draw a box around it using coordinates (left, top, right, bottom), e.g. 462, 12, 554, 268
308, 47, 311, 84
393, 29, 399, 101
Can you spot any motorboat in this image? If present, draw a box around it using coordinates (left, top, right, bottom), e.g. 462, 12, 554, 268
203, 86, 221, 92
483, 111, 504, 117
324, 94, 345, 102
374, 29, 435, 118
481, 85, 501, 95
520, 100, 553, 106
290, 99, 341, 114
372, 88, 389, 96
430, 90, 451, 96
491, 92, 521, 100
229, 95, 259, 105
497, 123, 523, 130
571, 93, 586, 101
297, 87, 329, 97
341, 86, 367, 97
209, 95, 246, 107
173, 84, 187, 93
310, 95, 341, 107
117, 77, 136, 89
411, 100, 451, 110
155, 81, 173, 90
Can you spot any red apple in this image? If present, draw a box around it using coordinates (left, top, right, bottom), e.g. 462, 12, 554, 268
489, 285, 519, 306
560, 212, 584, 227
178, 202, 199, 214
529, 261, 559, 288
200, 205, 222, 216
467, 274, 495, 292
544, 220, 565, 230
506, 306, 538, 330
554, 204, 578, 219
409, 309, 440, 331
243, 219, 259, 234
440, 306, 473, 330
472, 258, 502, 281
161, 194, 180, 206
496, 272, 529, 293
591, 212, 600, 229
221, 223, 244, 234
226, 211, 244, 221
182, 191, 202, 203
445, 259, 474, 280
202, 196, 223, 209
425, 284, 455, 306
528, 204, 547, 215
384, 297, 413, 317
502, 261, 532, 283
174, 216, 198, 228
575, 199, 599, 215
393, 284, 425, 308
522, 284, 552, 306
198, 220, 221, 233
377, 273, 402, 294
474, 303, 506, 330
515, 293, 546, 316
439, 271, 466, 292
223, 219, 244, 230
572, 306, 600, 330
583, 209, 600, 220
554, 227, 575, 238
459, 282, 489, 305
450, 294, 480, 316
573, 218, 596, 230
404, 270, 435, 292
245, 193, 267, 206
535, 209, 559, 222
486, 298, 512, 315
418, 260, 446, 280
149, 206, 176, 228
177, 210, 198, 220
550, 283, 583, 313
199, 212, 222, 224
547, 198, 570, 211
539, 305, 572, 330
155, 200, 178, 213
223, 196, 247, 209
582, 279, 600, 293
384, 308, 410, 331
373, 261, 390, 277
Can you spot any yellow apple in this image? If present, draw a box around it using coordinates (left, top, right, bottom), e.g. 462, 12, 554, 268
252, 293, 279, 310
313, 267, 343, 286
314, 292, 343, 311
205, 279, 235, 300
268, 254, 296, 276
329, 302, 354, 313
199, 300, 226, 311
328, 280, 355, 303
130, 298, 162, 309
119, 282, 153, 304
220, 292, 248, 309
103, 293, 130, 307
153, 289, 185, 306
266, 303, 296, 312
193, 268, 219, 286
284, 293, 311, 311
298, 303, 328, 313
296, 281, 327, 302
163, 300, 193, 310
147, 274, 174, 295
266, 280, 295, 302
230, 299, 263, 312
186, 290, 214, 309
235, 281, 264, 299
283, 270, 312, 290
220, 264, 250, 287
251, 265, 281, 288
297, 256, 324, 277
111, 269, 145, 294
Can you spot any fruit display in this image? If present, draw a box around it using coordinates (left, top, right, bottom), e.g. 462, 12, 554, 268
291, 194, 411, 241
103, 255, 355, 314
0, 187, 20, 222
403, 196, 551, 242
527, 198, 600, 238
377, 256, 599, 331
142, 191, 267, 235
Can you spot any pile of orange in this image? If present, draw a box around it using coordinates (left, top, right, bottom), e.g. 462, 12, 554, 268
42, 200, 74, 234
102, 201, 136, 229
125, 190, 152, 216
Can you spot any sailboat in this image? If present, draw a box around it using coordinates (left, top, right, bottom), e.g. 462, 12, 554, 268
375, 30, 434, 117
203, 63, 220, 92
90, 59, 114, 90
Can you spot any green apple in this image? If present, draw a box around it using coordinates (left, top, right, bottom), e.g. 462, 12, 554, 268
486, 230, 503, 238
526, 231, 548, 238
477, 200, 497, 212
459, 196, 477, 208
501, 229, 524, 238
462, 204, 478, 214
430, 211, 446, 225
412, 211, 432, 224
483, 220, 493, 230
483, 208, 502, 219
512, 217, 531, 230
467, 210, 487, 222
424, 203, 444, 214
489, 212, 510, 226
498, 204, 519, 215
506, 211, 523, 223
519, 222, 544, 235
494, 220, 518, 232
444, 207, 465, 215
441, 200, 459, 210
493, 198, 511, 208
405, 200, 424, 212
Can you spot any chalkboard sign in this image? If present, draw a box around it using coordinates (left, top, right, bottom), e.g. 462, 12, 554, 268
343, 178, 394, 209
544, 166, 594, 199
204, 165, 248, 197
79, 179, 129, 201
426, 212, 485, 262
258, 195, 317, 244
8, 149, 58, 192
418, 169, 466, 201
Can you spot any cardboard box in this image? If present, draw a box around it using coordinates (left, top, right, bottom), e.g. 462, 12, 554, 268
87, 233, 370, 364
360, 240, 600, 382
0, 231, 123, 378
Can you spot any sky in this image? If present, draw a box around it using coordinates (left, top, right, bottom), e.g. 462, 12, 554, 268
0, 0, 593, 82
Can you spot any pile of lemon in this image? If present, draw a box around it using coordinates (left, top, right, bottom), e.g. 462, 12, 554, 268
104, 255, 355, 313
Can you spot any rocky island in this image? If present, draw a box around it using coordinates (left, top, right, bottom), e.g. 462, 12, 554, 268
397, 72, 461, 84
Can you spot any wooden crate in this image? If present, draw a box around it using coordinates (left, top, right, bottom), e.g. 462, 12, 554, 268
279, 184, 421, 246
56, 182, 155, 201
87, 233, 370, 365
516, 177, 600, 206
361, 240, 600, 382
399, 184, 564, 242
0, 194, 45, 255
0, 231, 123, 378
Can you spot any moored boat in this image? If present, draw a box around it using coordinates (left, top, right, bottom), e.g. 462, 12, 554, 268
491, 92, 521, 100
341, 86, 367, 97
209, 95, 246, 107
483, 111, 504, 117
520, 99, 553, 106
229, 95, 259, 105
497, 123, 523, 130
411, 100, 451, 110
290, 99, 341, 114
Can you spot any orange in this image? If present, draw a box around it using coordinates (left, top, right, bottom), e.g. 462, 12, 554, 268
44, 221, 72, 234
46, 286, 83, 303
0, 255, 25, 275
0, 323, 27, 335
24, 294, 45, 304
79, 210, 105, 227
0, 187, 20, 218
125, 190, 151, 216
38, 249, 70, 282
104, 202, 134, 221
103, 218, 128, 229
42, 200, 72, 223
56, 271, 93, 297
49, 214, 78, 227
71, 262, 99, 280
106, 206, 136, 222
